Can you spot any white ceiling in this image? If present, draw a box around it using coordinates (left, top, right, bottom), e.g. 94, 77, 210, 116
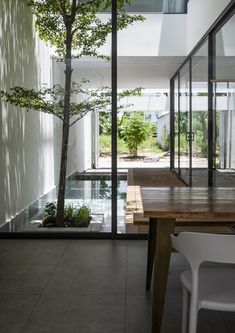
55, 56, 186, 89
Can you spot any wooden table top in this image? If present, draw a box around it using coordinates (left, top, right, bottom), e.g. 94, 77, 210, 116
141, 187, 235, 219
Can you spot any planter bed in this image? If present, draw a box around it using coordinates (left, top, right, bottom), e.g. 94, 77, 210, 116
24, 214, 104, 232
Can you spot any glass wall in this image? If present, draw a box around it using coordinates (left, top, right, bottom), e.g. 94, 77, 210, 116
213, 12, 235, 186
117, 16, 161, 235
173, 76, 179, 173
0, 3, 113, 234
171, 5, 235, 187
119, 0, 188, 13
179, 61, 190, 183
163, 0, 187, 13
173, 41, 209, 186
191, 40, 208, 185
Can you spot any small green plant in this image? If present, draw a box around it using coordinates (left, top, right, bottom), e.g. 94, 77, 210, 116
43, 201, 57, 218
41, 201, 91, 228
64, 204, 76, 220
75, 204, 91, 226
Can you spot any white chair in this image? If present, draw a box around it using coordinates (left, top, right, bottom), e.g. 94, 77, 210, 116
171, 232, 235, 333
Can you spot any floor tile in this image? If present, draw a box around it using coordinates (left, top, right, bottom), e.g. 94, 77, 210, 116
0, 239, 233, 333
162, 292, 228, 333
0, 264, 54, 294
0, 295, 39, 333
22, 294, 125, 333
220, 312, 235, 333
0, 240, 69, 266
58, 240, 127, 266
170, 253, 189, 266
167, 265, 187, 292
44, 264, 126, 295
127, 240, 147, 266
161, 291, 182, 333
126, 265, 148, 295
125, 295, 152, 333
197, 310, 228, 333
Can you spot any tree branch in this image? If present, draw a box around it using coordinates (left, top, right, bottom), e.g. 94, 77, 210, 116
71, 0, 78, 24
40, 97, 64, 121
58, 0, 67, 21
69, 110, 89, 127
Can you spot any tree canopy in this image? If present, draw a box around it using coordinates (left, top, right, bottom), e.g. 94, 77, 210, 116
27, 0, 144, 59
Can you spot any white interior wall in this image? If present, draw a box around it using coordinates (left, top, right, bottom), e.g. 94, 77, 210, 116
0, 1, 61, 226
98, 13, 187, 57
187, 0, 231, 53
158, 14, 187, 56
67, 114, 92, 174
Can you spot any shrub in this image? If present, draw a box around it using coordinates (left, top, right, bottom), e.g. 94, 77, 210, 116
75, 204, 91, 226
42, 201, 57, 218
119, 112, 151, 157
64, 204, 76, 220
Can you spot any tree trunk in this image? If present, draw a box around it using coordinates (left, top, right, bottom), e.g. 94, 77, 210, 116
56, 27, 73, 227
132, 145, 138, 158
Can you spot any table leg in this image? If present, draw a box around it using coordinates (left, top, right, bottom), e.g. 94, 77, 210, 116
146, 218, 157, 290
152, 218, 175, 333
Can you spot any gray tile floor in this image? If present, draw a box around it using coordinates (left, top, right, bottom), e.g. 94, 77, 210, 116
0, 239, 234, 333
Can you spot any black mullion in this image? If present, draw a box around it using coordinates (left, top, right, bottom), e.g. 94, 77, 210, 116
171, 2, 235, 80
178, 73, 181, 176
208, 33, 215, 187
111, 0, 117, 237
189, 58, 192, 186
170, 79, 175, 170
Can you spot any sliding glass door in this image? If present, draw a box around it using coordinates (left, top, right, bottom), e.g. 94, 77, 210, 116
173, 40, 209, 186
213, 12, 235, 187
191, 40, 209, 185
171, 5, 235, 187
178, 61, 190, 183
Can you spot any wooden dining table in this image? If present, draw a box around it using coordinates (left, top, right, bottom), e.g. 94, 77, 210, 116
140, 187, 235, 333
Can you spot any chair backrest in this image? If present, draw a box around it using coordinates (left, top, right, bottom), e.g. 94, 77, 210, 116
171, 232, 235, 269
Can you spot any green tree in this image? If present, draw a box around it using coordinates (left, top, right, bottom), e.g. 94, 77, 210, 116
119, 112, 152, 157
99, 112, 112, 135
0, 0, 143, 226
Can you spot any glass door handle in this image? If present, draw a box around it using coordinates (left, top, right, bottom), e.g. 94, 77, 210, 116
186, 132, 194, 141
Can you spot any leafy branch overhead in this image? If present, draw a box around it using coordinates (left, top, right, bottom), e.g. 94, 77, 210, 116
1, 84, 142, 126
27, 0, 144, 59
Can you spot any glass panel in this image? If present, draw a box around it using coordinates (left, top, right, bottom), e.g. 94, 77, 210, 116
124, 0, 163, 12
214, 13, 235, 187
191, 40, 208, 186
163, 0, 187, 14
0, 4, 113, 233
117, 11, 170, 234
179, 61, 190, 183
214, 82, 235, 186
174, 77, 179, 173
105, 0, 188, 13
